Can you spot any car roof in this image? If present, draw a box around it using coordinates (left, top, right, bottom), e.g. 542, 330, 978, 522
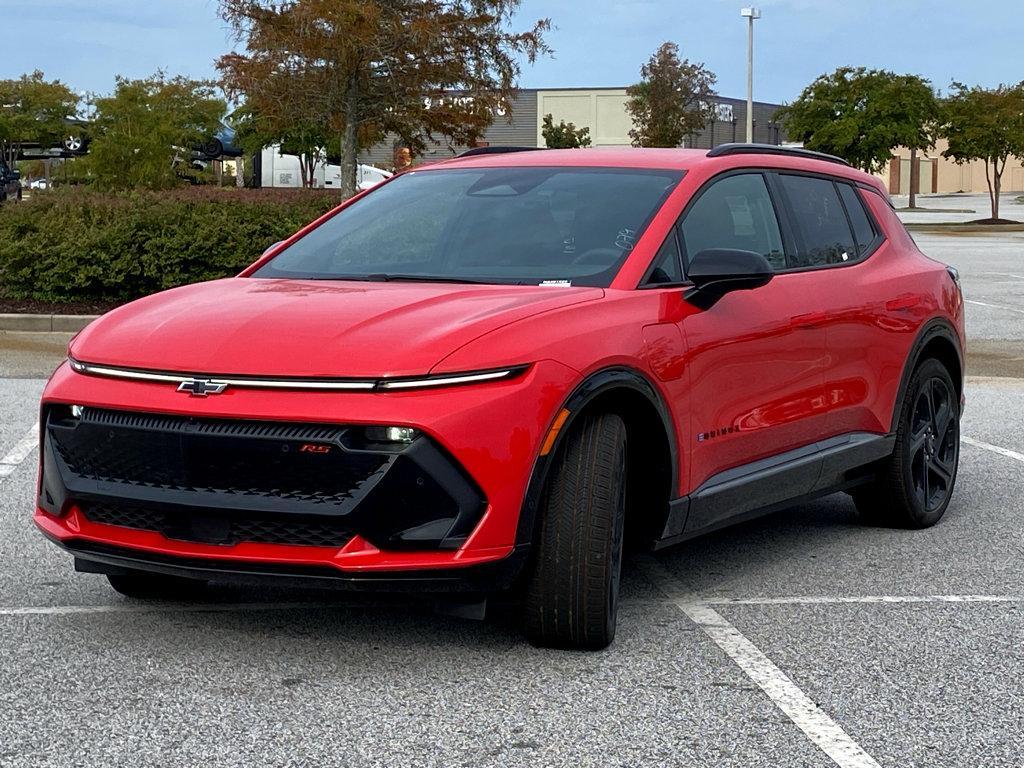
422, 146, 884, 191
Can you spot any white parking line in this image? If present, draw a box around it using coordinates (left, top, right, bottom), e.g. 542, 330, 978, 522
0, 422, 38, 479
638, 557, 880, 769
705, 594, 1021, 606
965, 298, 1024, 316
962, 436, 1024, 464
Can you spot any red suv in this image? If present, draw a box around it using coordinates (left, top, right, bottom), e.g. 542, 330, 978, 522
36, 144, 964, 649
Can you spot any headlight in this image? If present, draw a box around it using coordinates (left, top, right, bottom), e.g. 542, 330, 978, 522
67, 358, 530, 393
376, 366, 529, 391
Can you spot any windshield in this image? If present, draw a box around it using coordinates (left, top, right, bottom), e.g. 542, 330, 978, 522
252, 166, 683, 287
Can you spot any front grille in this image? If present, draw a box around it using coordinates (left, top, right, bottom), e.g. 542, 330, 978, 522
81, 500, 352, 548
42, 406, 487, 551
50, 408, 390, 508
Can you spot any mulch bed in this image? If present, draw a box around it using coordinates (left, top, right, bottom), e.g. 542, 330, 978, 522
0, 296, 121, 315
965, 218, 1022, 225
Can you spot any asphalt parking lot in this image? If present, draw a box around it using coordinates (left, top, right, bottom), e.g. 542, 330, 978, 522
2, 228, 1023, 767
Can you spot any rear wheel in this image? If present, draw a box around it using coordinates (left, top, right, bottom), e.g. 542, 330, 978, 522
524, 412, 627, 650
853, 358, 959, 528
107, 571, 208, 600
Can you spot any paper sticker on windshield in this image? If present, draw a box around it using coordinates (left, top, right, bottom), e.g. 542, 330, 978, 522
540, 280, 572, 287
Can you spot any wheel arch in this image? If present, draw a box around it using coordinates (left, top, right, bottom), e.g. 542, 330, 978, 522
515, 366, 680, 549
892, 318, 964, 431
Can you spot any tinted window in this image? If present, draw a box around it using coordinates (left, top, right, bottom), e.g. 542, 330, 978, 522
646, 233, 683, 284
679, 173, 785, 270
779, 175, 856, 268
838, 183, 876, 256
254, 167, 682, 287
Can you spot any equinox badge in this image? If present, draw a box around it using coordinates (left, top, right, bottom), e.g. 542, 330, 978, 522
177, 379, 228, 396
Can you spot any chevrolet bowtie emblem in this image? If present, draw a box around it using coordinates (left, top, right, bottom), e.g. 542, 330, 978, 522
177, 378, 228, 396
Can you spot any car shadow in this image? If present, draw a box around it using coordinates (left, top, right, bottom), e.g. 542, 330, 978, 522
96, 491, 901, 649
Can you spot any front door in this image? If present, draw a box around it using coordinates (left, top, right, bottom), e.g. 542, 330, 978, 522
675, 171, 831, 534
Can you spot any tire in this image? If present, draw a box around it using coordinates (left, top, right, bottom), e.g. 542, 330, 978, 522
107, 571, 208, 600
853, 358, 959, 528
202, 138, 224, 159
524, 412, 627, 650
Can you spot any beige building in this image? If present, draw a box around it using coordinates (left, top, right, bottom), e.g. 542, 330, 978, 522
355, 87, 787, 169
880, 138, 1024, 195
535, 89, 635, 146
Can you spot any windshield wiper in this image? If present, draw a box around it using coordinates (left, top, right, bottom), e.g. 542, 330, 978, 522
364, 273, 507, 285
302, 273, 526, 285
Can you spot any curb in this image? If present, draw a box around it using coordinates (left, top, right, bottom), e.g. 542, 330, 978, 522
0, 313, 99, 332
903, 222, 1024, 232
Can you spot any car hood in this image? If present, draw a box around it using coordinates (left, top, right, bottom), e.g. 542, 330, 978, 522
70, 278, 604, 378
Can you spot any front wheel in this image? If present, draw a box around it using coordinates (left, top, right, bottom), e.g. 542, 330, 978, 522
853, 358, 959, 528
524, 412, 627, 650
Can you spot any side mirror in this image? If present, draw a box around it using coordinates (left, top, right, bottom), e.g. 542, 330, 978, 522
262, 241, 284, 258
684, 248, 774, 309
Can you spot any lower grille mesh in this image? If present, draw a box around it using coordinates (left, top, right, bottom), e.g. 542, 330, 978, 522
81, 501, 353, 548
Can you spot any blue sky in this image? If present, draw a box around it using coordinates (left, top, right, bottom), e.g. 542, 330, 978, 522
4, 0, 1022, 105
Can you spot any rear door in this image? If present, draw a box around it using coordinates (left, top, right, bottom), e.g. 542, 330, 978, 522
774, 174, 905, 437
677, 171, 831, 534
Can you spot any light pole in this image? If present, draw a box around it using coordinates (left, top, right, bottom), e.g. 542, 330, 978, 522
741, 7, 760, 143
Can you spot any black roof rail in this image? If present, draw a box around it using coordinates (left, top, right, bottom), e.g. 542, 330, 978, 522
456, 146, 545, 158
706, 143, 852, 167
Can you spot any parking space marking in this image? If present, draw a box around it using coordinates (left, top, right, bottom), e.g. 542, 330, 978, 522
964, 298, 1024, 315
0, 422, 38, 479
962, 436, 1024, 464
639, 558, 881, 769
705, 594, 1020, 606
0, 601, 335, 617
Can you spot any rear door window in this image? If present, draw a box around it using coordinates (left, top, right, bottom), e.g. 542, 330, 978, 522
837, 183, 877, 256
778, 175, 857, 268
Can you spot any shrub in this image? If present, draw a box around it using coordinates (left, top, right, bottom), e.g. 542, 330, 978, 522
0, 187, 341, 302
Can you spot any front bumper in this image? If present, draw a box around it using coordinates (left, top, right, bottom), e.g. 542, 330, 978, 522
36, 359, 579, 586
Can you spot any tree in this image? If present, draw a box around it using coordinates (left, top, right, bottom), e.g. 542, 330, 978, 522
230, 102, 327, 188
541, 113, 591, 149
777, 67, 941, 199
87, 74, 226, 190
218, 0, 550, 198
625, 42, 717, 148
941, 82, 1024, 221
0, 71, 79, 168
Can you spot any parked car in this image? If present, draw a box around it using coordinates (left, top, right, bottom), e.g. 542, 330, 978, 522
36, 144, 964, 649
0, 160, 21, 203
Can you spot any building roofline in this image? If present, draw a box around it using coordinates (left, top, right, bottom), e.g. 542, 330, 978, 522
518, 86, 785, 108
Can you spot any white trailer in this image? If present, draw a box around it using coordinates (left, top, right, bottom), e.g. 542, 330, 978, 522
259, 146, 391, 190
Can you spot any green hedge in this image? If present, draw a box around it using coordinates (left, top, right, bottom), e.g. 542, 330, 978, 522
0, 187, 342, 302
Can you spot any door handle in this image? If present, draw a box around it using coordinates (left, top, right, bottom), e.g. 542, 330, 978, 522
791, 311, 828, 329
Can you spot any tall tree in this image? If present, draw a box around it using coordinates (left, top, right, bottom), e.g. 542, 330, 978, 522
941, 82, 1024, 221
87, 74, 226, 190
218, 0, 550, 198
541, 114, 591, 149
0, 71, 79, 168
777, 67, 940, 193
625, 42, 717, 148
